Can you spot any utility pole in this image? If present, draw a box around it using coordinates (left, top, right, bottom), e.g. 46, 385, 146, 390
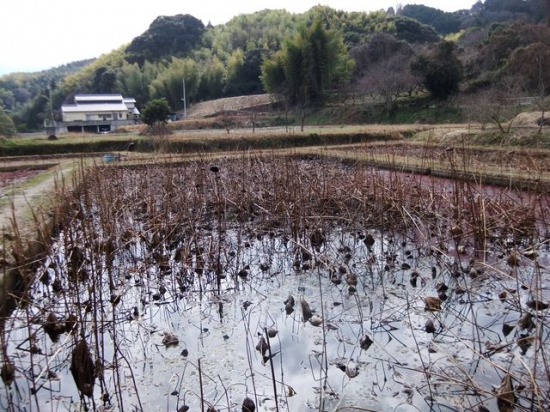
44, 82, 53, 121
49, 86, 53, 121
182, 78, 187, 118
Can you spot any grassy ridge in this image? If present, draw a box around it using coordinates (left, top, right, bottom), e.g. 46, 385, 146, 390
138, 131, 414, 153
0, 128, 418, 157
0, 135, 134, 156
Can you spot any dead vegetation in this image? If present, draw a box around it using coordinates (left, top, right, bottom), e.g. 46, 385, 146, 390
0, 149, 548, 411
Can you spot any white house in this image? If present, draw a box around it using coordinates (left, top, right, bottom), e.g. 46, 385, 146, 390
61, 94, 140, 123
44, 94, 141, 134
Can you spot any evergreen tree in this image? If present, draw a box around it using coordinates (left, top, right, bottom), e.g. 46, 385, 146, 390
141, 98, 171, 127
412, 41, 463, 99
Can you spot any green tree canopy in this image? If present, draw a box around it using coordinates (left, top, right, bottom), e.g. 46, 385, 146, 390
393, 16, 440, 43
400, 5, 461, 35
261, 18, 353, 106
149, 58, 200, 110
115, 61, 159, 108
223, 48, 266, 96
260, 51, 287, 96
126, 15, 205, 64
140, 98, 171, 127
412, 40, 463, 99
196, 54, 225, 100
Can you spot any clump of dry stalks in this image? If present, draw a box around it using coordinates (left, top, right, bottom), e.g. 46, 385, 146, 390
0, 150, 548, 411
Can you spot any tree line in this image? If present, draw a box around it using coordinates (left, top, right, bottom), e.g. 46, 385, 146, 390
0, 0, 549, 136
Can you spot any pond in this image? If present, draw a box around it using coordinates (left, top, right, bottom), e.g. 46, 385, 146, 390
1, 156, 549, 412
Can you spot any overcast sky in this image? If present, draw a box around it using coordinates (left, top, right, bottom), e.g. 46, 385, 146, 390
0, 0, 477, 75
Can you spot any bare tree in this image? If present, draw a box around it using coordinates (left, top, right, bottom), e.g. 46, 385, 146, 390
533, 48, 550, 133
214, 101, 234, 134
248, 111, 258, 133
462, 76, 525, 133
357, 50, 418, 115
268, 85, 292, 133
460, 92, 491, 130
297, 85, 310, 132
506, 41, 550, 133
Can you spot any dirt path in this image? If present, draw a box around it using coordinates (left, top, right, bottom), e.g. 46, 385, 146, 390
0, 161, 77, 240
0, 160, 80, 311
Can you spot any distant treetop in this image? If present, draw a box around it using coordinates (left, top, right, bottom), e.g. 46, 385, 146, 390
126, 14, 205, 65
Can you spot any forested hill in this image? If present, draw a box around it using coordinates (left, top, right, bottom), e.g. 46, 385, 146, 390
0, 0, 549, 133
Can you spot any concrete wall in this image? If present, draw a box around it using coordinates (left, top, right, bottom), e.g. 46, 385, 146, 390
44, 119, 137, 135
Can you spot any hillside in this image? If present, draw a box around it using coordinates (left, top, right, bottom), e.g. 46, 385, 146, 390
186, 94, 273, 118
0, 0, 549, 135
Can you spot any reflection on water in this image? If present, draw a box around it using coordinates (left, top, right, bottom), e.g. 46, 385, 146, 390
2, 225, 549, 412
1, 159, 549, 412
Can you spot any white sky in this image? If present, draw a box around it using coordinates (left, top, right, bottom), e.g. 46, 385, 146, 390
0, 0, 477, 75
